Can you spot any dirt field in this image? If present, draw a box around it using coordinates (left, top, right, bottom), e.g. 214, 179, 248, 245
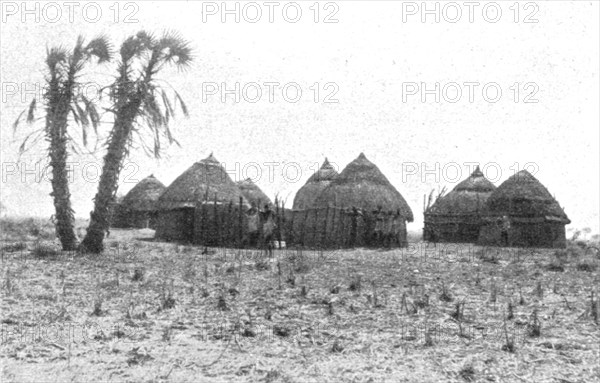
1, 220, 599, 383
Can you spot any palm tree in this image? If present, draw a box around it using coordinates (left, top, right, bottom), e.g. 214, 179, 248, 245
80, 31, 192, 253
14, 36, 111, 250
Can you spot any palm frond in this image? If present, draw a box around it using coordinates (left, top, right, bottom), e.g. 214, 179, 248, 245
120, 31, 154, 63
136, 30, 156, 50
26, 98, 37, 123
160, 89, 174, 122
69, 141, 81, 155
157, 31, 193, 69
74, 103, 89, 128
23, 130, 46, 153
83, 97, 100, 134
70, 35, 86, 68
174, 90, 189, 117
85, 35, 112, 63
142, 91, 166, 127
46, 46, 68, 73
18, 129, 44, 154
13, 110, 26, 133
81, 124, 88, 147
70, 105, 81, 126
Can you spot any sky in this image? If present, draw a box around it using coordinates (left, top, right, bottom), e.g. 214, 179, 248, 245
1, 1, 598, 234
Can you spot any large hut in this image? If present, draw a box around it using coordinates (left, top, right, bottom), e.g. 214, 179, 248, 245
115, 175, 166, 229
478, 170, 570, 248
155, 153, 250, 244
316, 153, 413, 216
287, 153, 413, 248
236, 178, 273, 208
424, 166, 495, 243
292, 158, 338, 210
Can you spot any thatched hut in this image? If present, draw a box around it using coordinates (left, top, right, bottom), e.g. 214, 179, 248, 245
316, 153, 413, 217
424, 166, 495, 243
155, 153, 250, 244
116, 175, 166, 229
236, 178, 273, 208
292, 158, 338, 210
286, 153, 413, 248
478, 170, 570, 248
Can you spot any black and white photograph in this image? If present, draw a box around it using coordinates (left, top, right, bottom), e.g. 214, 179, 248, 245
0, 1, 599, 382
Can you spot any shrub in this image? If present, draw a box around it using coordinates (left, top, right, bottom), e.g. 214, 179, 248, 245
0, 218, 55, 241
577, 260, 598, 272
545, 258, 565, 272
349, 275, 362, 292
255, 259, 270, 271
439, 282, 453, 302
331, 340, 344, 353
451, 301, 464, 321
91, 299, 104, 316
2, 242, 26, 253
458, 365, 476, 381
554, 249, 568, 262
476, 249, 499, 264
132, 268, 145, 281
217, 295, 228, 311
273, 325, 290, 337
31, 243, 60, 259
566, 245, 585, 258
415, 294, 429, 309
507, 302, 514, 320
527, 310, 541, 337
290, 252, 311, 273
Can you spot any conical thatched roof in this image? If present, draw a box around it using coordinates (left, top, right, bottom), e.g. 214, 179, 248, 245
426, 166, 495, 216
454, 166, 496, 193
486, 170, 570, 223
314, 153, 414, 221
158, 153, 249, 209
121, 175, 166, 212
292, 158, 338, 210
237, 178, 273, 207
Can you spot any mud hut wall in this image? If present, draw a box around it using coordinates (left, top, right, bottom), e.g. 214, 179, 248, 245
478, 221, 567, 249
193, 203, 248, 247
155, 208, 194, 242
423, 220, 481, 243
287, 207, 375, 249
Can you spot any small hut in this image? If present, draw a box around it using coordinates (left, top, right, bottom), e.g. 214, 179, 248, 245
424, 166, 495, 243
236, 178, 273, 208
292, 158, 338, 210
117, 175, 166, 229
288, 153, 413, 248
478, 170, 570, 248
155, 153, 250, 244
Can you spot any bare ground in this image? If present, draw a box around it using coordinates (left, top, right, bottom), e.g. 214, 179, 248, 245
1, 225, 599, 383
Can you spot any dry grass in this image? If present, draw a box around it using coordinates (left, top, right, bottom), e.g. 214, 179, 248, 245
1, 225, 599, 382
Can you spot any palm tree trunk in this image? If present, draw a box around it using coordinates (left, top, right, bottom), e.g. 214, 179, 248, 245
80, 104, 139, 253
48, 130, 79, 250
47, 89, 78, 251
